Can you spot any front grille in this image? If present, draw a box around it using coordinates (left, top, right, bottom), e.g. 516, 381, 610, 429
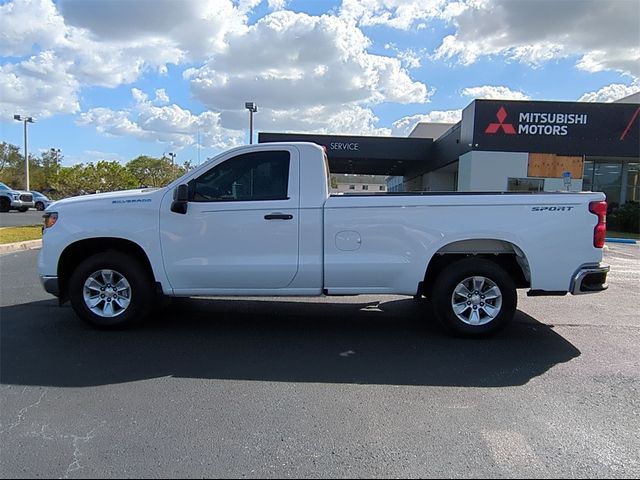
20, 194, 33, 202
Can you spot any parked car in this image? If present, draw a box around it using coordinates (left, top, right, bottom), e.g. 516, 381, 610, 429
0, 182, 35, 212
30, 191, 52, 211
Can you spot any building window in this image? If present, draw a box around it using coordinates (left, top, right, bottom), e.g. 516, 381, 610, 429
379, 186, 385, 191
507, 178, 544, 192
362, 185, 369, 190
349, 185, 355, 190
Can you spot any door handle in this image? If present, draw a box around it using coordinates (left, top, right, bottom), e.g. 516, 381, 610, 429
264, 213, 293, 220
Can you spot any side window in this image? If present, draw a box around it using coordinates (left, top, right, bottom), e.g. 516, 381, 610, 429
191, 151, 290, 202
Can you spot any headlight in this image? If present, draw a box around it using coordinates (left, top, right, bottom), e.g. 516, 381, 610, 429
43, 212, 58, 230
12, 193, 19, 199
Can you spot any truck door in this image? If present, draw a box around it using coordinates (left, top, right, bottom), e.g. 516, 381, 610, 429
159, 148, 300, 293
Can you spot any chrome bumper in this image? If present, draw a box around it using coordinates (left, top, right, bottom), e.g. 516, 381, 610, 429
570, 264, 610, 295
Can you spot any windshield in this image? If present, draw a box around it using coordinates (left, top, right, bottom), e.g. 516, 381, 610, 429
0, 182, 10, 190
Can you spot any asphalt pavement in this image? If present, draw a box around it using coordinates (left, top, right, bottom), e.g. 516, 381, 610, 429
0, 245, 638, 478
0, 210, 44, 228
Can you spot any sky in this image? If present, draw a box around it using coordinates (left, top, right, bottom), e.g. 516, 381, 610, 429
0, 0, 638, 167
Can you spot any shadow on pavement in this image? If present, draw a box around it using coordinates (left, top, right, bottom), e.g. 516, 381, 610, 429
0, 297, 580, 388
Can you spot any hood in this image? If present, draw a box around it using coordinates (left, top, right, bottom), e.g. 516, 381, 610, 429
51, 188, 162, 208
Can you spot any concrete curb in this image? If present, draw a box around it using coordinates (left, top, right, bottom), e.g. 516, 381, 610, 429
0, 239, 42, 255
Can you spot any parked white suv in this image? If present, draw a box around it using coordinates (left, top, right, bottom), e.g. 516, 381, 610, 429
0, 182, 35, 212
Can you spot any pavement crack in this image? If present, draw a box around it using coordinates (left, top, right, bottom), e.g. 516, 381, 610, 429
60, 430, 96, 479
1, 389, 47, 434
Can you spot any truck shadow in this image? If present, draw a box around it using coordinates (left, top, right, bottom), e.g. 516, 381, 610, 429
0, 297, 580, 388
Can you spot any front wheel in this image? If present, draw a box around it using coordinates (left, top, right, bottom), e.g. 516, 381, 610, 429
18, 207, 29, 212
0, 197, 9, 212
431, 258, 517, 337
68, 251, 154, 329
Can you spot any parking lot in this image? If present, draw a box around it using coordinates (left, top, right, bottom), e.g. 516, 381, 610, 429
0, 210, 45, 228
1, 244, 639, 478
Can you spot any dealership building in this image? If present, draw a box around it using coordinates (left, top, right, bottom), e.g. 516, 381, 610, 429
259, 94, 640, 206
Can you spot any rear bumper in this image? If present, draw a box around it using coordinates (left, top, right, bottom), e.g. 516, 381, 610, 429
570, 263, 610, 295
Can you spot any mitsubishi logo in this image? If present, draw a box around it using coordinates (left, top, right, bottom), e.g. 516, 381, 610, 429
485, 106, 516, 134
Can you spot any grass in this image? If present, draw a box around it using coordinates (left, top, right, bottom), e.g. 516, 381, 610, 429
0, 225, 42, 244
606, 230, 640, 240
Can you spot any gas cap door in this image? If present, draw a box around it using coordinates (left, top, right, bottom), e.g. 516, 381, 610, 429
335, 230, 362, 251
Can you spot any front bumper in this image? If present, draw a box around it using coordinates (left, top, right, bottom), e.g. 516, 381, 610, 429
10, 199, 35, 208
40, 275, 60, 296
570, 263, 610, 295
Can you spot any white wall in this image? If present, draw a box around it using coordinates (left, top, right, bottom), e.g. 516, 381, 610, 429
543, 178, 584, 192
458, 150, 529, 191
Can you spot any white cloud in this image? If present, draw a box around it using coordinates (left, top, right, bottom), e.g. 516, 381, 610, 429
340, 0, 449, 30
77, 89, 244, 150
461, 85, 530, 100
58, 0, 246, 60
385, 44, 427, 69
391, 110, 462, 136
1, 0, 428, 140
0, 0, 248, 118
0, 51, 81, 118
186, 11, 429, 134
434, 0, 640, 77
578, 82, 640, 103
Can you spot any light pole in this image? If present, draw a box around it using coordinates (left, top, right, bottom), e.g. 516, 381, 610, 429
13, 114, 35, 190
167, 152, 176, 166
245, 102, 257, 144
50, 148, 61, 167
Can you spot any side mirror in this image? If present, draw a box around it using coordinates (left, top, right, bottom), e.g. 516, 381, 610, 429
171, 184, 189, 214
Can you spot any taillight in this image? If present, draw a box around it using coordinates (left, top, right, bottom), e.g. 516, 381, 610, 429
589, 201, 607, 248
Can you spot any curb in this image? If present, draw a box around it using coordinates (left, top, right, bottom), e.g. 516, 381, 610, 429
606, 238, 638, 245
0, 239, 42, 255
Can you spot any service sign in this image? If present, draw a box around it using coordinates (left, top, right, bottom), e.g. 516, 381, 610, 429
472, 100, 640, 157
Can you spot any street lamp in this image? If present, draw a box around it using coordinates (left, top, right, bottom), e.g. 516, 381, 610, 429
245, 102, 258, 144
50, 148, 61, 165
13, 114, 35, 190
167, 152, 176, 166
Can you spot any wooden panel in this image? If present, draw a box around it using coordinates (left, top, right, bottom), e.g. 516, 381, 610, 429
528, 153, 584, 178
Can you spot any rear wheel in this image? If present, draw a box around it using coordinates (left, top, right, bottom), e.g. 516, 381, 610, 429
431, 257, 517, 336
35, 202, 45, 211
68, 251, 154, 329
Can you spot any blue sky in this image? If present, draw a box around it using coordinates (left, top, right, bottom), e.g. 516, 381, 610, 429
1, 0, 638, 167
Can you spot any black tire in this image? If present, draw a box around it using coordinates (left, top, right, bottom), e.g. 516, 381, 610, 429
431, 257, 517, 337
18, 207, 29, 212
68, 251, 154, 329
0, 197, 10, 212
35, 202, 45, 211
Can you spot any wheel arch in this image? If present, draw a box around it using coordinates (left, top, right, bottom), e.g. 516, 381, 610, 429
58, 237, 157, 303
421, 239, 531, 297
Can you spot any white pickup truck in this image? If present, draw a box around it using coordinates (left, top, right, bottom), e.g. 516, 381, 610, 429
38, 142, 609, 336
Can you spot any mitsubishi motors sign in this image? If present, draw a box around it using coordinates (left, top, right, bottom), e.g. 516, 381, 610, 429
470, 99, 640, 157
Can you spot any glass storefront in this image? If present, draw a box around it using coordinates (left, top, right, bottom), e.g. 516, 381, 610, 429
583, 158, 639, 206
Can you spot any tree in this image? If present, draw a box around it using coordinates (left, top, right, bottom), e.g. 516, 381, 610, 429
126, 155, 184, 187
53, 162, 136, 197
0, 142, 24, 187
